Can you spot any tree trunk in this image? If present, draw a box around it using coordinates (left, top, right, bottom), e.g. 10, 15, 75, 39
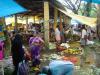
95, 4, 100, 68
97, 4, 100, 40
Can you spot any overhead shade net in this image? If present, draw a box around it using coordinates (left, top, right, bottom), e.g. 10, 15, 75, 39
0, 0, 27, 18
58, 8, 97, 27
82, 0, 100, 4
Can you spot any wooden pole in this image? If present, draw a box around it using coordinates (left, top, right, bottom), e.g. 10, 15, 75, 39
63, 14, 65, 25
14, 14, 18, 32
44, 1, 49, 50
26, 16, 28, 25
26, 16, 28, 31
54, 7, 58, 30
60, 12, 63, 32
33, 16, 35, 24
60, 12, 65, 43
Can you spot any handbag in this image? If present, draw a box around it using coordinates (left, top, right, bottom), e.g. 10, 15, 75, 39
17, 60, 29, 75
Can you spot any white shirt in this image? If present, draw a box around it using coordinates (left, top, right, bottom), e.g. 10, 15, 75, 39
55, 28, 60, 36
82, 29, 87, 38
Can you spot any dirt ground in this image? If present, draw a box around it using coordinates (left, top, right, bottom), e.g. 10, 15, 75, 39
4, 40, 100, 75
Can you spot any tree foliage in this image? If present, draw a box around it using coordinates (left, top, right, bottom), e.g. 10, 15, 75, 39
51, 0, 97, 17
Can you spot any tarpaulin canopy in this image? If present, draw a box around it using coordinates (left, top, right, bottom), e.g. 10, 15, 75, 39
82, 0, 100, 4
58, 8, 97, 27
0, 0, 27, 18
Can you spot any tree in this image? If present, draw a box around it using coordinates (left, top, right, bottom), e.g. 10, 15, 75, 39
64, 0, 81, 14
94, 5, 100, 68
85, 1, 92, 16
96, 4, 100, 68
97, 4, 100, 40
53, 0, 81, 14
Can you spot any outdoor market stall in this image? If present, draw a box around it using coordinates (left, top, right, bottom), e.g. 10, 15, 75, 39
0, 0, 27, 75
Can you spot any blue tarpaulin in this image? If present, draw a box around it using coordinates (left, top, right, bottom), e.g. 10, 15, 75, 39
82, 0, 100, 4
0, 0, 27, 18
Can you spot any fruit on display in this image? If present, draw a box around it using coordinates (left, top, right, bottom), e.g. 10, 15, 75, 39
69, 42, 80, 48
62, 56, 69, 61
63, 48, 82, 55
56, 45, 66, 51
70, 56, 78, 63
62, 56, 79, 64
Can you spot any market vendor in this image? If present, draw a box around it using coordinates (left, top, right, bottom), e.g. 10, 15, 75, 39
55, 25, 61, 44
41, 60, 74, 75
80, 25, 87, 47
29, 33, 44, 70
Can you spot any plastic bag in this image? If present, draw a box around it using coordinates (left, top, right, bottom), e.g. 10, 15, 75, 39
17, 60, 29, 75
87, 40, 94, 45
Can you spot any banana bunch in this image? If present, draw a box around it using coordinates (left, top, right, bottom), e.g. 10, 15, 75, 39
63, 49, 82, 55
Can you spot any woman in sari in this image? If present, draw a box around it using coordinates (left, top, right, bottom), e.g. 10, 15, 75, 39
29, 33, 44, 69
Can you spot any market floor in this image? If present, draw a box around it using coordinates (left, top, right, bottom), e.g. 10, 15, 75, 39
4, 40, 100, 75
29, 49, 94, 75
29, 49, 57, 75
29, 41, 100, 75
